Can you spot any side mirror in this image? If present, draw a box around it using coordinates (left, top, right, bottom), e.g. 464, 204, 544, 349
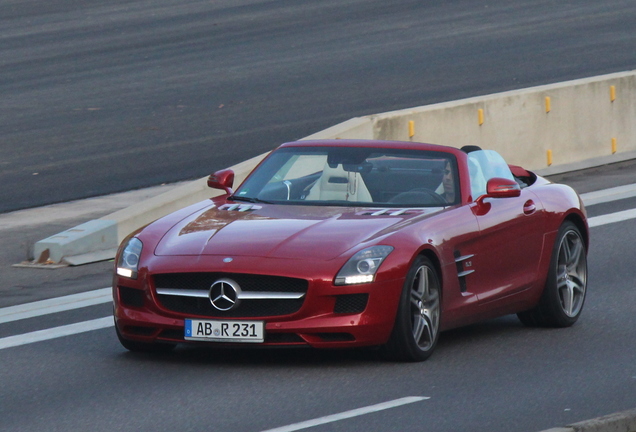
484, 177, 521, 198
207, 169, 235, 195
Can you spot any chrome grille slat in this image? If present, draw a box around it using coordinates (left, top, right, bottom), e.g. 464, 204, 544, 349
156, 288, 208, 298
156, 287, 305, 300
239, 292, 305, 300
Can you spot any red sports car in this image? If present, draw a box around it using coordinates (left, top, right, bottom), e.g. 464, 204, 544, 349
113, 139, 588, 361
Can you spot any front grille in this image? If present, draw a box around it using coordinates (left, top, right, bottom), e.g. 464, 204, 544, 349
265, 333, 305, 344
119, 286, 144, 308
158, 296, 304, 318
159, 329, 185, 341
334, 294, 368, 314
153, 273, 308, 318
316, 333, 355, 342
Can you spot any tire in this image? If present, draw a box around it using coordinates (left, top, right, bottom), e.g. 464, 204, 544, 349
382, 255, 441, 361
115, 321, 176, 353
518, 221, 587, 327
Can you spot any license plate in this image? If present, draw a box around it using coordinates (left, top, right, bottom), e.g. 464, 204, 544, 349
184, 319, 264, 343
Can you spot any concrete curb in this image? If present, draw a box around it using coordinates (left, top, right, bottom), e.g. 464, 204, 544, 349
540, 407, 636, 432
31, 70, 636, 265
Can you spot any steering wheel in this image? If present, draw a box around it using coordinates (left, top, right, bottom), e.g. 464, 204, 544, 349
389, 188, 448, 205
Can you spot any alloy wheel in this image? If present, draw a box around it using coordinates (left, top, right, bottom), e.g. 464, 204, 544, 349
410, 265, 440, 350
556, 229, 587, 318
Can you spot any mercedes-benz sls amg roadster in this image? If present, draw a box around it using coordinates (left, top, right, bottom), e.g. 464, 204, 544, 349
113, 139, 588, 361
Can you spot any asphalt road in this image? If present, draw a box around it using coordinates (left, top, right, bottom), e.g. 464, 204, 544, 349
2, 0, 636, 213
3, 1, 636, 432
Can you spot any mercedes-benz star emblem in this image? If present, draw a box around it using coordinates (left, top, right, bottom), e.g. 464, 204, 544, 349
209, 278, 241, 311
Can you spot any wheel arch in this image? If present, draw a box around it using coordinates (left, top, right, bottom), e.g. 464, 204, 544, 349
416, 247, 444, 291
563, 212, 589, 252
410, 248, 445, 301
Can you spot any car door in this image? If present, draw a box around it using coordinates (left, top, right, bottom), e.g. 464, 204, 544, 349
469, 188, 546, 303
462, 151, 547, 303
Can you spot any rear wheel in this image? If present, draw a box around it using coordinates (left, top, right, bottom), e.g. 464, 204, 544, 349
382, 255, 441, 361
518, 221, 587, 327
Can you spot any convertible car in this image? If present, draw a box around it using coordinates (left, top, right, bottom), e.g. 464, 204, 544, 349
113, 139, 588, 361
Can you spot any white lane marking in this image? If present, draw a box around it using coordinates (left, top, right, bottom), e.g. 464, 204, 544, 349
581, 183, 636, 207
0, 287, 112, 324
0, 316, 113, 350
588, 208, 636, 228
260, 396, 429, 432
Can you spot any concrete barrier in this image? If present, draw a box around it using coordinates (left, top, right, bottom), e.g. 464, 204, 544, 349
540, 407, 636, 432
32, 69, 636, 265
372, 70, 636, 173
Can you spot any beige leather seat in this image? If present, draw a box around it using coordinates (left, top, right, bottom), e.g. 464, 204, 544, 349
305, 163, 373, 202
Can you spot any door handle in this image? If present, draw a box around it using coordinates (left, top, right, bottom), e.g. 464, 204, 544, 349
523, 200, 536, 215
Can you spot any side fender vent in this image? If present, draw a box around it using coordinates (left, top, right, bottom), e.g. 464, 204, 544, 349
454, 251, 475, 293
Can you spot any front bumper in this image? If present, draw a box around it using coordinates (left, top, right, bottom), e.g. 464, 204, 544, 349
113, 273, 405, 349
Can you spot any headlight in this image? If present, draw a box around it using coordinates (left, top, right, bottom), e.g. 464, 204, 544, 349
116, 237, 142, 279
335, 245, 394, 285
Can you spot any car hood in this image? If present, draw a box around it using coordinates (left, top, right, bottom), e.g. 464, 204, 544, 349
154, 203, 440, 260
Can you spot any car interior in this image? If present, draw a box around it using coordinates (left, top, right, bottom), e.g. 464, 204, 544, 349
244, 147, 536, 207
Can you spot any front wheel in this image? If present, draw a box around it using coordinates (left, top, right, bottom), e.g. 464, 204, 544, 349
518, 221, 587, 327
382, 255, 441, 361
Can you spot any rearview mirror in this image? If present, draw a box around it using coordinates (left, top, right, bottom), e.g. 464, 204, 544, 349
208, 169, 235, 195
342, 161, 373, 174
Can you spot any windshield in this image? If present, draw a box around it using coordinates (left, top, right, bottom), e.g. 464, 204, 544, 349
233, 146, 459, 207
